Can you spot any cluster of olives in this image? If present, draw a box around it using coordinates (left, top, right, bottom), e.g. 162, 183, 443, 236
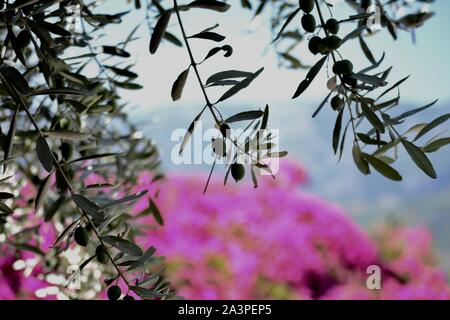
73, 226, 111, 265
73, 226, 135, 300
308, 34, 341, 55
298, 1, 352, 111
307, 19, 341, 55
73, 225, 135, 300
333, 59, 357, 88
330, 59, 356, 111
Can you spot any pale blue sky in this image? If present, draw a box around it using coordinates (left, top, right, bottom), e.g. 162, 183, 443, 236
98, 0, 450, 111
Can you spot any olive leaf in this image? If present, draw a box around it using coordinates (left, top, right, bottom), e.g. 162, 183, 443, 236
127, 247, 157, 271
72, 194, 104, 220
171, 68, 190, 101
130, 286, 163, 299
292, 56, 327, 99
351, 74, 387, 87
423, 137, 450, 153
51, 219, 79, 248
7, 26, 27, 67
0, 66, 30, 94
163, 31, 183, 47
202, 45, 233, 61
102, 46, 131, 57
272, 8, 301, 43
35, 20, 71, 37
0, 192, 14, 200
206, 70, 253, 85
44, 196, 65, 222
376, 76, 410, 101
218, 67, 264, 102
105, 66, 138, 78
312, 90, 334, 118
414, 113, 450, 141
80, 255, 96, 271
100, 190, 148, 210
150, 11, 171, 54
359, 36, 375, 64
43, 131, 92, 141
225, 110, 264, 123
3, 107, 19, 173
267, 151, 288, 158
68, 152, 122, 164
361, 103, 385, 133
189, 31, 225, 42
36, 136, 54, 173
149, 198, 164, 226
363, 153, 402, 181
186, 0, 231, 12
179, 109, 204, 156
113, 81, 143, 90
27, 88, 95, 97
35, 172, 53, 213
101, 235, 143, 257
0, 202, 13, 215
401, 139, 437, 179
393, 99, 438, 122
11, 243, 45, 256
332, 107, 344, 154
260, 104, 269, 130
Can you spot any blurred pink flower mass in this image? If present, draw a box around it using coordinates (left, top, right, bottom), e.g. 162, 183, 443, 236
1, 159, 449, 299
134, 160, 450, 300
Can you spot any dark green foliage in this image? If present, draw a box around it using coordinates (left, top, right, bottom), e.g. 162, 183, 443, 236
0, 0, 174, 301
263, 0, 444, 179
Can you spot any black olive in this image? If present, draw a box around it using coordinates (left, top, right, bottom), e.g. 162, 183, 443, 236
231, 163, 245, 182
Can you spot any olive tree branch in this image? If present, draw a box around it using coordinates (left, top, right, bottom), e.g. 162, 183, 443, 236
314, 0, 360, 147
172, 0, 221, 125
1, 78, 131, 289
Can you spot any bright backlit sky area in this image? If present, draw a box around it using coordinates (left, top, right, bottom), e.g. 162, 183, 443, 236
98, 0, 450, 109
